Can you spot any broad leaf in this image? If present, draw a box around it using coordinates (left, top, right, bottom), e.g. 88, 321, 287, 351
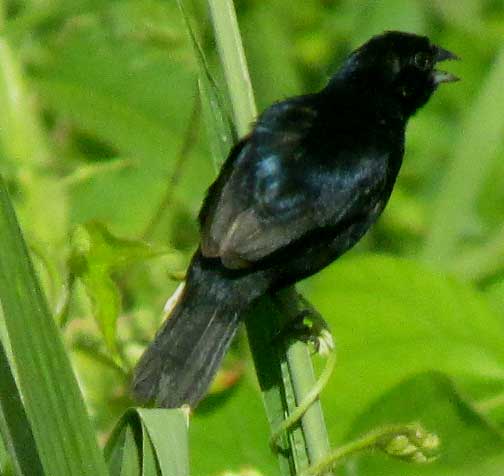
303, 254, 504, 443
342, 372, 504, 475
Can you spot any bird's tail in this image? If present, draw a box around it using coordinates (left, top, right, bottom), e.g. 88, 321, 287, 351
132, 252, 263, 409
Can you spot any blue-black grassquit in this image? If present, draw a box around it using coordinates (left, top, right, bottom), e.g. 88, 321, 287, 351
133, 31, 459, 409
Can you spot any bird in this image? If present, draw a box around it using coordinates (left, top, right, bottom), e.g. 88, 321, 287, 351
133, 31, 459, 409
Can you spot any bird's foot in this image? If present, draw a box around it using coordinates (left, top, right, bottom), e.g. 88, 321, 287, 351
274, 296, 335, 357
296, 307, 335, 357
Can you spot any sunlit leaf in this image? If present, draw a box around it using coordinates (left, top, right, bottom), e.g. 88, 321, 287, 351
303, 254, 504, 443
69, 221, 175, 352
342, 372, 504, 475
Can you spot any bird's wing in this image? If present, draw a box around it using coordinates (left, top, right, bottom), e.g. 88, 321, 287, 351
200, 98, 387, 269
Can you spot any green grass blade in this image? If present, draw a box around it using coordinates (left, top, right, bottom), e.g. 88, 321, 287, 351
137, 409, 188, 476
0, 342, 44, 476
120, 428, 141, 476
0, 438, 9, 474
104, 418, 126, 476
105, 408, 188, 476
141, 434, 159, 476
207, 0, 257, 137
175, 0, 235, 168
0, 177, 108, 476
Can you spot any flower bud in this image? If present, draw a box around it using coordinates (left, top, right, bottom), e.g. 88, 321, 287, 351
377, 423, 440, 463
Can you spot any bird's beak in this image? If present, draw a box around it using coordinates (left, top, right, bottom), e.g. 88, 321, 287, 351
432, 45, 460, 85
435, 46, 460, 63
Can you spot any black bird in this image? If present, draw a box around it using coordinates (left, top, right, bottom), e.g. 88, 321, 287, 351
133, 31, 459, 408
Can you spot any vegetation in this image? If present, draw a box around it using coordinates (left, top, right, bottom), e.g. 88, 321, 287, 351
0, 0, 504, 475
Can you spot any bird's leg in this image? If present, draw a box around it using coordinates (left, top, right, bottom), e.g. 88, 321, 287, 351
273, 289, 335, 357
294, 294, 335, 357
270, 289, 337, 451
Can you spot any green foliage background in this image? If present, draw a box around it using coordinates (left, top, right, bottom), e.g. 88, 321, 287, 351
1, 0, 504, 474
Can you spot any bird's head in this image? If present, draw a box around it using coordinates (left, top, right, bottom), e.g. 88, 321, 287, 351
337, 31, 459, 117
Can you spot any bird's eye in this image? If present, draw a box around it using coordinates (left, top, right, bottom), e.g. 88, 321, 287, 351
413, 52, 432, 70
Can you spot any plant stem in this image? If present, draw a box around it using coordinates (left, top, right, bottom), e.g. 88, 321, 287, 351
288, 344, 328, 462
301, 428, 381, 476
55, 274, 75, 328
206, 1, 331, 474
72, 337, 129, 379
300, 423, 438, 476
270, 349, 337, 454
207, 0, 257, 137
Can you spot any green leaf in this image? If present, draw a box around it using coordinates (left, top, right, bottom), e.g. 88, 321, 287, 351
138, 410, 188, 475
342, 372, 504, 475
0, 177, 108, 476
105, 408, 188, 476
121, 427, 141, 476
0, 341, 44, 476
198, 72, 235, 170
70, 221, 175, 353
0, 438, 10, 474
303, 254, 504, 443
141, 434, 158, 476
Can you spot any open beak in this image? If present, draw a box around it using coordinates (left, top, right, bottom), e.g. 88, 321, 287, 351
432, 45, 460, 85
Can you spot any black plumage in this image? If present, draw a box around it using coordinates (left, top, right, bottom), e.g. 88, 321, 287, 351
133, 31, 458, 408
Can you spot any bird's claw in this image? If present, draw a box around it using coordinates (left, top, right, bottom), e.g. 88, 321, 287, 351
315, 328, 335, 357
285, 307, 335, 357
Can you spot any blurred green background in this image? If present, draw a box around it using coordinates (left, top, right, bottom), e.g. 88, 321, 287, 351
1, 0, 504, 474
